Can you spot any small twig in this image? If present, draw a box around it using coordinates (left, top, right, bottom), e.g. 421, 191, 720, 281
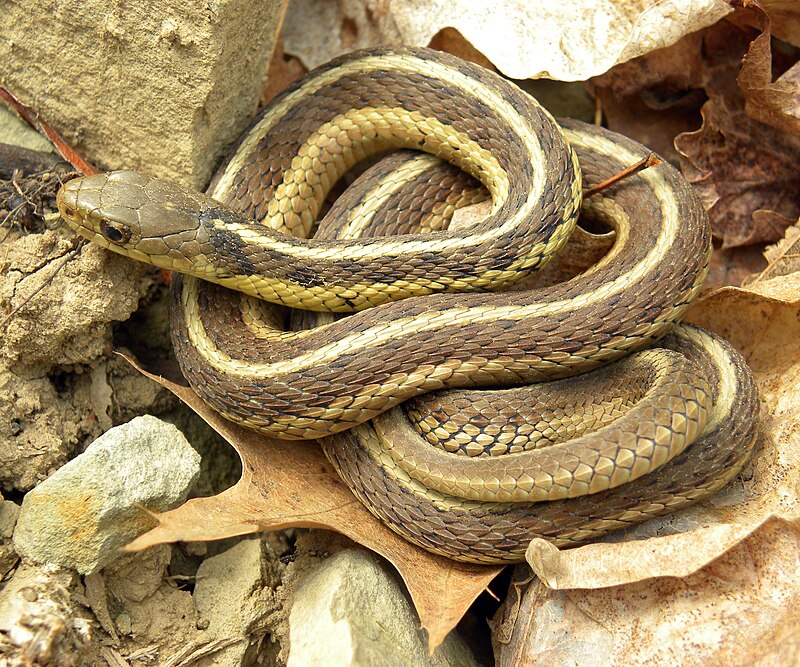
0, 202, 28, 243
161, 638, 244, 667
483, 584, 501, 603
0, 239, 84, 332
0, 87, 98, 175
584, 152, 662, 198
593, 96, 603, 127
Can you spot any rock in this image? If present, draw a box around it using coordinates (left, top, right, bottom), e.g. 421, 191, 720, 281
193, 538, 281, 667
0, 224, 159, 491
0, 0, 283, 189
0, 498, 20, 578
0, 106, 55, 152
0, 499, 20, 538
287, 548, 479, 667
103, 545, 202, 654
13, 416, 200, 574
0, 562, 94, 665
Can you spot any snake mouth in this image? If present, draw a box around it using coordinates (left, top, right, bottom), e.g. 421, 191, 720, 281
57, 177, 83, 226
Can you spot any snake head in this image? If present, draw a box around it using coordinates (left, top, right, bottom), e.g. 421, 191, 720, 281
58, 170, 215, 272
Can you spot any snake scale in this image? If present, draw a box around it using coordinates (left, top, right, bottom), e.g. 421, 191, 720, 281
57, 47, 759, 563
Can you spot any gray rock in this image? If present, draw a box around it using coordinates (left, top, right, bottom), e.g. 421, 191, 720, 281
0, 500, 20, 538
13, 416, 200, 574
0, 106, 56, 152
193, 538, 280, 667
288, 549, 479, 667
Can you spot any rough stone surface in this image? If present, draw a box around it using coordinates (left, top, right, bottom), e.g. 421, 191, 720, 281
193, 538, 282, 667
0, 0, 285, 188
103, 545, 202, 653
1, 233, 150, 367
0, 81, 177, 493
287, 548, 479, 667
0, 497, 20, 578
13, 416, 201, 574
0, 499, 20, 538
0, 563, 95, 664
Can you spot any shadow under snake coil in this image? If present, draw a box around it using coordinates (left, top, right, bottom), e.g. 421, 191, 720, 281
58, 47, 759, 564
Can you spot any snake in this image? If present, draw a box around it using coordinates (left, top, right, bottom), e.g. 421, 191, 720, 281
56, 46, 759, 563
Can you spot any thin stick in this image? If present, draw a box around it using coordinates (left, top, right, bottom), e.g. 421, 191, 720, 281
483, 584, 501, 602
0, 87, 98, 175
593, 97, 603, 127
584, 152, 662, 198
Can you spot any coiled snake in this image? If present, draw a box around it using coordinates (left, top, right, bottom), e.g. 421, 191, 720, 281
57, 47, 759, 563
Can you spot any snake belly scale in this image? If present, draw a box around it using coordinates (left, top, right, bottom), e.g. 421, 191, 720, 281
56, 47, 759, 563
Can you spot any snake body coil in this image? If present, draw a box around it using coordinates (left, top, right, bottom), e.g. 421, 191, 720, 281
57, 47, 759, 563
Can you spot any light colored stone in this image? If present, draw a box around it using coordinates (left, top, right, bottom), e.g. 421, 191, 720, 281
0, 106, 55, 152
193, 538, 281, 667
0, 499, 20, 538
103, 545, 202, 654
13, 416, 200, 574
0, 0, 285, 188
288, 549, 479, 667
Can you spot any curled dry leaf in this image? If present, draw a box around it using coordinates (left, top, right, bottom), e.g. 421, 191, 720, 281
588, 30, 708, 164
758, 0, 800, 46
496, 520, 800, 666
674, 6, 800, 248
494, 271, 800, 664
747, 219, 800, 284
592, 6, 800, 248
122, 363, 502, 651
738, 2, 800, 136
282, 0, 732, 81
705, 245, 767, 288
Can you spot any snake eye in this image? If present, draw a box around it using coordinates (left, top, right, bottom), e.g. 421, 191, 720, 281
99, 219, 132, 244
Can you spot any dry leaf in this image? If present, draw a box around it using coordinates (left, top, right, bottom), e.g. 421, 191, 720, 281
673, 7, 800, 247
738, 2, 800, 136
495, 520, 800, 666
261, 36, 307, 107
749, 219, 800, 283
493, 272, 800, 664
706, 244, 767, 288
588, 30, 708, 164
591, 5, 800, 248
123, 363, 501, 650
754, 0, 800, 46
282, 0, 733, 81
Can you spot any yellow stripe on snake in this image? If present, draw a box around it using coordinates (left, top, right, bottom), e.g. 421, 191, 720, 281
57, 47, 759, 563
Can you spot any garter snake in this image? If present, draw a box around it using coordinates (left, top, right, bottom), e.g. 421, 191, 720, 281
57, 47, 759, 562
